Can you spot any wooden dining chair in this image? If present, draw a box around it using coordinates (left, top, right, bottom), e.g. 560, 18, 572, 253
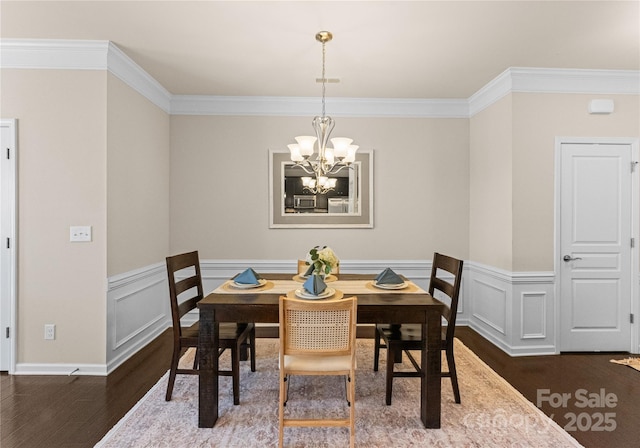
278, 296, 357, 448
373, 253, 463, 405
165, 251, 256, 404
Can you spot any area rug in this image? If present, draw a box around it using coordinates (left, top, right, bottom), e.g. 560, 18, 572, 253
610, 357, 640, 372
95, 339, 582, 447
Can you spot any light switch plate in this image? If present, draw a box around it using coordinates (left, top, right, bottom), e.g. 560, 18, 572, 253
70, 226, 92, 242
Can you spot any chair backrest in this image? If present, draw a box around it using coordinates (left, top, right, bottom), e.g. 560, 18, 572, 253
279, 296, 357, 358
166, 251, 204, 336
428, 253, 463, 341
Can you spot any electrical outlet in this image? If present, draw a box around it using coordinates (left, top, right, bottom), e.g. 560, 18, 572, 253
70, 226, 92, 242
44, 324, 55, 340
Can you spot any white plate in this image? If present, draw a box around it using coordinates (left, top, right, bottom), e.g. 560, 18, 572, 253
295, 287, 335, 300
232, 279, 267, 289
373, 281, 407, 290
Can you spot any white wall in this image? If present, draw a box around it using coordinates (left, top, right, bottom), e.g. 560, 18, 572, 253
1, 67, 171, 373
169, 115, 470, 262
511, 93, 640, 271
105, 73, 171, 369
3, 40, 639, 372
467, 91, 640, 355
1, 69, 108, 367
469, 95, 513, 270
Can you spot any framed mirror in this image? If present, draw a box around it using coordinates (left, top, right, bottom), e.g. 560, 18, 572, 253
269, 149, 373, 228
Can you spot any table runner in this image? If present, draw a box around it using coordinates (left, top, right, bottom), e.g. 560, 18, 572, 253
213, 278, 426, 295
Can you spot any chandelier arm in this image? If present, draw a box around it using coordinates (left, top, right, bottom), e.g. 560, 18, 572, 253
326, 163, 352, 175
293, 162, 317, 175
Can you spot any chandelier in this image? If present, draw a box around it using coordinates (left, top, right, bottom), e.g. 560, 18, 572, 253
287, 31, 358, 194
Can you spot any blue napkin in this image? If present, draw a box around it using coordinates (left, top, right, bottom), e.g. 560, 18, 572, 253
375, 268, 403, 285
303, 263, 315, 276
235, 268, 261, 285
303, 274, 327, 295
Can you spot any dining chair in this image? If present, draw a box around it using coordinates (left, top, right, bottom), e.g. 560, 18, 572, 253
373, 253, 463, 405
297, 259, 340, 275
165, 250, 256, 404
278, 295, 357, 448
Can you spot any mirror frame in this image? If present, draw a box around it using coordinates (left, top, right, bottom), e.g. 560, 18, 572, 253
269, 149, 374, 228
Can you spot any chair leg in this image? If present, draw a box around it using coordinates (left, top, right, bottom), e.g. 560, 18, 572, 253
385, 342, 395, 405
232, 343, 240, 405
249, 326, 256, 372
192, 347, 199, 370
344, 375, 351, 406
446, 346, 461, 404
238, 323, 249, 361
349, 371, 356, 448
278, 372, 286, 448
283, 375, 290, 405
165, 345, 180, 401
373, 327, 380, 371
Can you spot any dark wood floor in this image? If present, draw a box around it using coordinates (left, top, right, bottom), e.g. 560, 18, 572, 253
1, 327, 638, 447
455, 327, 639, 448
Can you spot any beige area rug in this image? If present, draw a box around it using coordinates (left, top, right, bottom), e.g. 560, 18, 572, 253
610, 357, 640, 372
95, 339, 582, 447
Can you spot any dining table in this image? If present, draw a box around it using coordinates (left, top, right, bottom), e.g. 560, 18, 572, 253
196, 273, 445, 429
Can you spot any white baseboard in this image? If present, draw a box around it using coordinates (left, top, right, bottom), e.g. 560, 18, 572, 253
14, 362, 107, 376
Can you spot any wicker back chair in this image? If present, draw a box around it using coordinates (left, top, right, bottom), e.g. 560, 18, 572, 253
278, 296, 357, 448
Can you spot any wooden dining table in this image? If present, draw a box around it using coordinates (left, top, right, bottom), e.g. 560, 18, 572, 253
196, 273, 445, 429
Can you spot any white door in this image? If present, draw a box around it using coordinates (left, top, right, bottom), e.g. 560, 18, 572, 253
0, 119, 17, 372
559, 142, 634, 352
0, 119, 17, 373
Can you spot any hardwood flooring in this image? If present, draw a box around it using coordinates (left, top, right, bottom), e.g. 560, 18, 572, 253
1, 327, 638, 447
455, 327, 639, 448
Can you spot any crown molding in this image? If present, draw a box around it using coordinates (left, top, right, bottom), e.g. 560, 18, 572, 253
106, 43, 171, 113
2, 39, 638, 118
510, 67, 640, 95
0, 38, 109, 70
0, 39, 171, 113
468, 67, 640, 115
170, 95, 469, 118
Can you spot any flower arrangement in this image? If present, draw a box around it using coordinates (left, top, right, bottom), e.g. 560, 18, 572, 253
305, 246, 339, 276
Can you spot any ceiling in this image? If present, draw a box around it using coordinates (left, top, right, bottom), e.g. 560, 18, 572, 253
2, 1, 639, 99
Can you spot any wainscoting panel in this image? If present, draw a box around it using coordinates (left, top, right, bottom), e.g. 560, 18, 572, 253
467, 262, 557, 356
41, 258, 564, 376
471, 278, 507, 335
102, 258, 466, 374
106, 263, 169, 374
520, 292, 547, 339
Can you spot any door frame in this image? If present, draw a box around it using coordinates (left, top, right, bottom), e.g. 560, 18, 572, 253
555, 136, 640, 354
1, 118, 17, 373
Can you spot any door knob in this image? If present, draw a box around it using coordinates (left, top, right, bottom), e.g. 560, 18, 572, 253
563, 255, 583, 262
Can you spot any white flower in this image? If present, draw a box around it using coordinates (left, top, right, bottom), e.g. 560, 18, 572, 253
305, 246, 339, 275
